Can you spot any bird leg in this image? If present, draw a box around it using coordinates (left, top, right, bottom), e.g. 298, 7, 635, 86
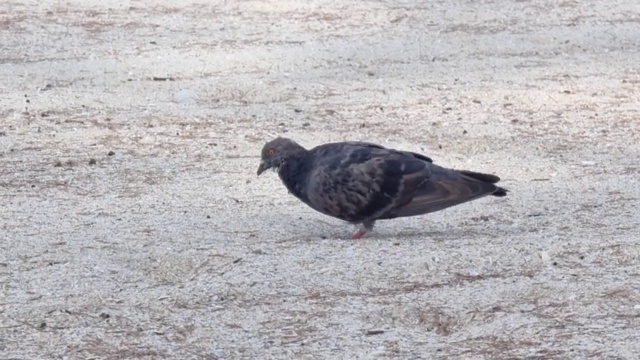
351, 221, 375, 240
351, 229, 367, 240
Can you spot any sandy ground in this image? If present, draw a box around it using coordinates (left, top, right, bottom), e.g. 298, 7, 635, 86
1, 0, 640, 359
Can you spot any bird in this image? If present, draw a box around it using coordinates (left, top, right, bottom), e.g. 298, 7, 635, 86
257, 137, 508, 239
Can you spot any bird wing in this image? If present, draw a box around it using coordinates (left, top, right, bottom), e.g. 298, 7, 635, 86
379, 165, 504, 219
305, 144, 432, 223
305, 142, 503, 223
335, 141, 434, 163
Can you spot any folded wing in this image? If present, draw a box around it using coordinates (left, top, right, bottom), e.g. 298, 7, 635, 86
305, 143, 504, 223
381, 165, 506, 219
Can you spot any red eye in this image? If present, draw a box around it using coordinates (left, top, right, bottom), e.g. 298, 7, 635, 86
268, 148, 276, 156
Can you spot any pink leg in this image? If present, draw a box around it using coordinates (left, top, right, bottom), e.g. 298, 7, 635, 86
351, 230, 366, 240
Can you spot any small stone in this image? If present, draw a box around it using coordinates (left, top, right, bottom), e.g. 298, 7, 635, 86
88, 158, 97, 165
366, 329, 384, 335
107, 151, 115, 156
174, 89, 197, 104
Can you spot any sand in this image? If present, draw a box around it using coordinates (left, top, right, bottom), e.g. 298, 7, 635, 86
1, 0, 640, 358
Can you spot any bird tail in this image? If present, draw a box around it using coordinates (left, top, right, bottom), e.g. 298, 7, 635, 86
456, 170, 508, 197
384, 168, 508, 219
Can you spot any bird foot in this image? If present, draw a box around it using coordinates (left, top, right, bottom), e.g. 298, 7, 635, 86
351, 230, 366, 240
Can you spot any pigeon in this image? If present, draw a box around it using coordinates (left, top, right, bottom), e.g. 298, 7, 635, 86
257, 137, 508, 239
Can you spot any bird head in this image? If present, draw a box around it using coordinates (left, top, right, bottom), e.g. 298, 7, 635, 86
257, 137, 305, 176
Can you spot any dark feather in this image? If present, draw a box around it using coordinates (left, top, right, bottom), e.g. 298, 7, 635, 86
260, 137, 508, 236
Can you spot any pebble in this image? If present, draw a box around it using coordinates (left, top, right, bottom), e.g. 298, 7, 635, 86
174, 89, 197, 104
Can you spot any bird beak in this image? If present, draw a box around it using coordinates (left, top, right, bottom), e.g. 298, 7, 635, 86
257, 161, 267, 176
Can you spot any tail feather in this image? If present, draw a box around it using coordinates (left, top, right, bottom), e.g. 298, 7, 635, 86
379, 166, 508, 220
457, 169, 508, 197
492, 186, 508, 197
456, 169, 500, 183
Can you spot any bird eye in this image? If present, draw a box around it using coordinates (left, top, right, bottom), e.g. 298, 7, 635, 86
268, 148, 276, 156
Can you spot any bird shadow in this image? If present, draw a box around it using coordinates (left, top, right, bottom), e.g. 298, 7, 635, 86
270, 216, 505, 243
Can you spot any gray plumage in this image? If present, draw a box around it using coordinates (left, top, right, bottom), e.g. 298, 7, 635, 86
257, 137, 508, 239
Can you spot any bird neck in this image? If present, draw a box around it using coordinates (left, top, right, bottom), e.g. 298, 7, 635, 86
278, 154, 310, 203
